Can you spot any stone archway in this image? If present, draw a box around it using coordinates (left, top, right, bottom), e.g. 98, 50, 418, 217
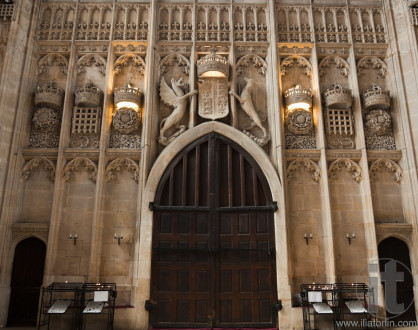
135, 122, 291, 329
378, 237, 416, 322
149, 133, 278, 327
7, 237, 46, 326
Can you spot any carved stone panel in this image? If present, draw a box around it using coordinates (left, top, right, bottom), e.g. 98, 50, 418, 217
198, 77, 228, 120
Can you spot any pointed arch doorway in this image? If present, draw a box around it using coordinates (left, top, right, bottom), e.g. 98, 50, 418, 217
8, 237, 46, 326
150, 133, 278, 328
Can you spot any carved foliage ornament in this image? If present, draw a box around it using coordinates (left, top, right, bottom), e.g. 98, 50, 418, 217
328, 158, 362, 183
280, 55, 312, 77
63, 157, 97, 183
114, 54, 146, 75
357, 56, 388, 78
287, 158, 320, 182
37, 54, 68, 76
159, 53, 191, 75
105, 157, 140, 183
21, 157, 56, 182
236, 54, 268, 76
75, 54, 107, 76
319, 55, 350, 77
369, 158, 403, 183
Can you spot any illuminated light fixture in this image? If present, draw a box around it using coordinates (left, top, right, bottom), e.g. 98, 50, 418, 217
284, 84, 312, 111
197, 51, 229, 78
114, 83, 142, 111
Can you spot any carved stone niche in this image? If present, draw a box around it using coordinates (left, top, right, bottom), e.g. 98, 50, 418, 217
34, 81, 64, 110
323, 85, 355, 149
362, 85, 395, 150
197, 52, 229, 121
284, 85, 314, 136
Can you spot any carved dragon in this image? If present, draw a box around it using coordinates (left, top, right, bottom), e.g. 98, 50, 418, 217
158, 77, 197, 146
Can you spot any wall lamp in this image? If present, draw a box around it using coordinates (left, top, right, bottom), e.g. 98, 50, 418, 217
69, 233, 78, 245
346, 233, 356, 245
114, 83, 142, 112
304, 233, 313, 245
114, 233, 123, 245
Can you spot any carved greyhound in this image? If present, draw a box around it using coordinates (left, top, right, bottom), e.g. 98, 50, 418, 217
159, 77, 197, 145
229, 78, 268, 140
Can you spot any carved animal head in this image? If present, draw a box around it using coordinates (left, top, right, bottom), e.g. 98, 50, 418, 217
243, 77, 256, 89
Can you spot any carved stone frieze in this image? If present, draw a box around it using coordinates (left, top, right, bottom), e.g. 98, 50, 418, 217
365, 136, 396, 150
113, 108, 141, 135
106, 150, 142, 161
318, 47, 350, 56
328, 158, 362, 182
37, 53, 68, 76
285, 149, 321, 161
285, 134, 316, 150
326, 150, 362, 161
105, 157, 140, 183
21, 157, 56, 182
63, 157, 97, 183
76, 4, 112, 41
276, 6, 313, 42
114, 4, 149, 41
22, 148, 58, 160
369, 158, 403, 183
366, 150, 402, 161
75, 54, 106, 76
115, 44, 147, 54
279, 45, 313, 56
287, 158, 320, 182
280, 55, 312, 77
109, 131, 141, 149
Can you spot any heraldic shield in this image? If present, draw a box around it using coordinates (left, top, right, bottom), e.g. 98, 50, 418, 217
198, 77, 229, 120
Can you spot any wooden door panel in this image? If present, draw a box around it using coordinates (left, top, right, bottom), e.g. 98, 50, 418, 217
151, 134, 277, 328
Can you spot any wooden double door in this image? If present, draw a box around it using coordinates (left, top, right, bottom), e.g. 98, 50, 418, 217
150, 134, 278, 328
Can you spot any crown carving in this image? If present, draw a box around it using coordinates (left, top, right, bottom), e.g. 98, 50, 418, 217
197, 51, 229, 78
363, 85, 390, 110
75, 81, 102, 107
324, 85, 352, 108
114, 83, 143, 109
34, 81, 64, 109
284, 84, 312, 110
407, 0, 418, 7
